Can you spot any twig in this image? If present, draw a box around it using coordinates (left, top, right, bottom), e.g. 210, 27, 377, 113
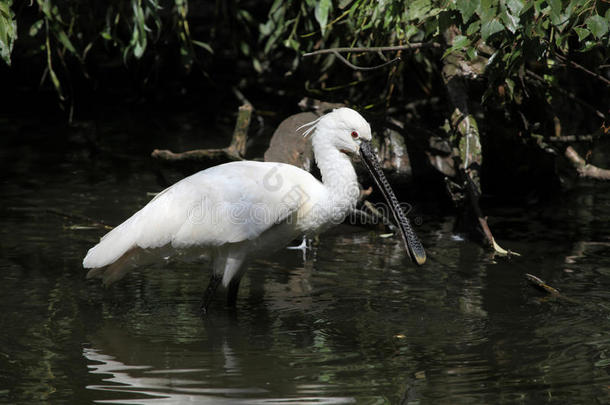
525, 273, 560, 295
526, 70, 606, 120
330, 50, 401, 71
565, 146, 610, 180
8, 207, 113, 230
462, 168, 518, 256
302, 43, 441, 58
362, 200, 396, 231
555, 54, 610, 87
151, 148, 241, 161
547, 134, 594, 142
525, 273, 579, 304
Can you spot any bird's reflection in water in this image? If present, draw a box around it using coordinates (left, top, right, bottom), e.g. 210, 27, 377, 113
83, 323, 268, 404
83, 291, 357, 405
84, 342, 354, 404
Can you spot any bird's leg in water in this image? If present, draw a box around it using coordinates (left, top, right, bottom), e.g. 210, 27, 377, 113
227, 278, 241, 307
286, 236, 309, 261
201, 274, 222, 315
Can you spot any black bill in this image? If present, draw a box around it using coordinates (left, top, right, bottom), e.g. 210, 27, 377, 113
359, 140, 426, 265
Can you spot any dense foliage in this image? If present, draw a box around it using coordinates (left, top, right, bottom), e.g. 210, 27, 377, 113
1, 1, 608, 142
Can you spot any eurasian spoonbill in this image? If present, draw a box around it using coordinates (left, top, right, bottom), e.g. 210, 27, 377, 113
83, 108, 426, 313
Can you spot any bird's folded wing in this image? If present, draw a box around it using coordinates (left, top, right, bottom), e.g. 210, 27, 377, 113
83, 161, 316, 269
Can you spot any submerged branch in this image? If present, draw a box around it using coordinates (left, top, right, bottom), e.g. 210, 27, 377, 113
8, 207, 114, 230
525, 273, 561, 296
565, 146, 610, 180
525, 273, 579, 304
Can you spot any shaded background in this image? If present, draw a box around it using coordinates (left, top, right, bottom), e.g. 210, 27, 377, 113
1, 1, 610, 403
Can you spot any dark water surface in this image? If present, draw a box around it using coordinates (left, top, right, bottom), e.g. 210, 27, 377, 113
1, 115, 609, 404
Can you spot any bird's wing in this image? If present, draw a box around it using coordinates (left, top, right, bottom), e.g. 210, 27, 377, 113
83, 161, 321, 269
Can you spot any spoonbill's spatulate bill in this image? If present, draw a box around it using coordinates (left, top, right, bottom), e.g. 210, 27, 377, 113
83, 108, 425, 313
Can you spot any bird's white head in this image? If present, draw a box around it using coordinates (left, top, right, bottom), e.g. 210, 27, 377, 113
300, 106, 426, 266
302, 107, 372, 155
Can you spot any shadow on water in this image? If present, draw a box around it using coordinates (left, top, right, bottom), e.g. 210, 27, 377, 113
1, 115, 609, 404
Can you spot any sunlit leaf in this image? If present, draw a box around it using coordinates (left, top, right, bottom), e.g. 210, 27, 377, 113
481, 18, 503, 41
29, 19, 44, 37
404, 24, 419, 40
315, 0, 331, 36
252, 57, 262, 73
573, 27, 589, 41
466, 20, 481, 36
408, 0, 432, 21
466, 46, 477, 60
456, 0, 479, 23
442, 35, 470, 58
505, 77, 515, 98
0, 0, 17, 66
56, 28, 77, 55
506, 0, 524, 16
338, 0, 352, 9
586, 15, 608, 40
499, 10, 518, 34
192, 40, 213, 54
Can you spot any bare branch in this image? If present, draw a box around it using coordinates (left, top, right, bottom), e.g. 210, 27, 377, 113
556, 54, 610, 87
330, 50, 401, 71
547, 135, 594, 142
526, 70, 606, 120
565, 146, 610, 180
152, 103, 252, 163
302, 42, 441, 58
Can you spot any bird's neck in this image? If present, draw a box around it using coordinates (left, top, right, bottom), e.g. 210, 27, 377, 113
312, 135, 359, 208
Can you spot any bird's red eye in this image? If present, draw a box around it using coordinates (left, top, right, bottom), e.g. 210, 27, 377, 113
351, 131, 358, 139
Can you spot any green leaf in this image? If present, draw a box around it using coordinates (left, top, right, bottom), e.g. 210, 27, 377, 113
573, 27, 590, 41
29, 19, 43, 37
56, 28, 77, 55
548, 0, 561, 20
252, 58, 262, 73
456, 0, 479, 23
466, 20, 481, 36
338, 0, 352, 9
315, 0, 332, 36
585, 15, 608, 40
466, 46, 477, 60
578, 40, 597, 52
283, 38, 300, 51
506, 0, 524, 16
408, 0, 432, 21
499, 10, 518, 34
0, 0, 16, 66
192, 40, 213, 54
476, 0, 497, 23
259, 20, 274, 37
404, 24, 419, 40
481, 18, 504, 41
505, 78, 515, 98
442, 35, 470, 58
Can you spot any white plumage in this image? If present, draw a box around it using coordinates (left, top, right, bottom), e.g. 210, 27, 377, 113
83, 107, 423, 312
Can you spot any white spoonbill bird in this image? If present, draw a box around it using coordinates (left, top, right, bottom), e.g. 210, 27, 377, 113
83, 108, 426, 313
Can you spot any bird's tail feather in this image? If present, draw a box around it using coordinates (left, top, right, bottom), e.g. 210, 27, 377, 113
86, 247, 146, 286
